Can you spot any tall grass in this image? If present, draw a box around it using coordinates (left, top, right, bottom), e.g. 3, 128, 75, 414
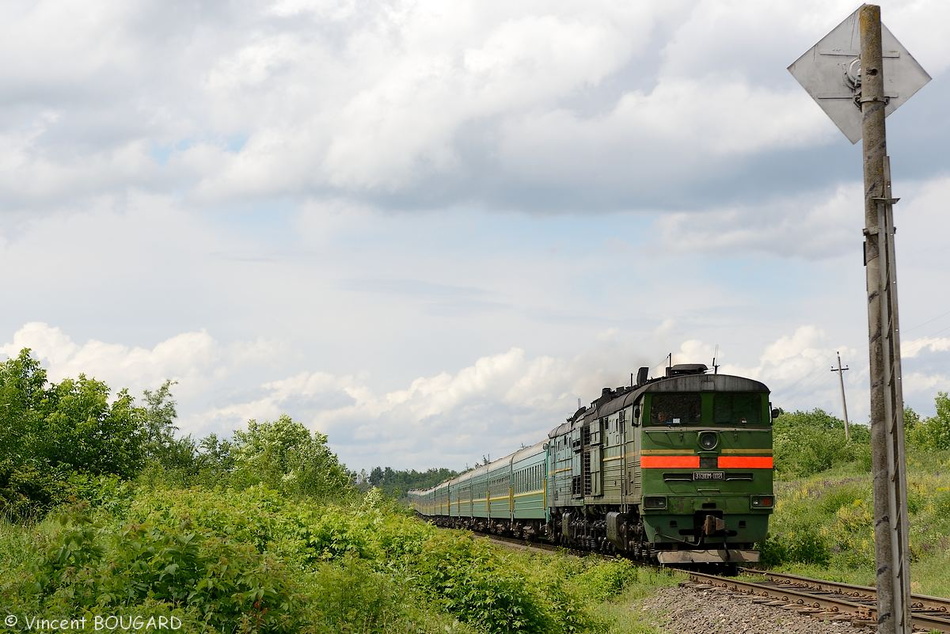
764, 448, 950, 597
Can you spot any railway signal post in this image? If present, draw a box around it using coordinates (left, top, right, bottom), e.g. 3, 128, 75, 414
788, 5, 931, 633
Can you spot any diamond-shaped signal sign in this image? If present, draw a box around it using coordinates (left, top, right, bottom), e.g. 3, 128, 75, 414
788, 7, 930, 144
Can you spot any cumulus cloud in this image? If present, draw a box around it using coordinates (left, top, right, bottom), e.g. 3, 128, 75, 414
9, 0, 933, 212
2, 1, 949, 472
904, 337, 950, 358
2, 322, 217, 393
654, 183, 861, 259
1, 322, 280, 431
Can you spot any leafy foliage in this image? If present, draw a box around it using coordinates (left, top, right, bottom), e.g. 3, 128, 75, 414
907, 392, 950, 450
230, 415, 353, 500
1, 349, 354, 519
772, 408, 870, 477
0, 479, 669, 634
361, 465, 460, 500
0, 350, 165, 519
0, 348, 683, 633
29, 504, 307, 633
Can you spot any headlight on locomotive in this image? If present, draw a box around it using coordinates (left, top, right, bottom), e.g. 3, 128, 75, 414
698, 431, 719, 450
643, 496, 668, 510
750, 495, 774, 509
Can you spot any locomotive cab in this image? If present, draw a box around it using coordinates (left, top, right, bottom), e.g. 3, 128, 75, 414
637, 372, 774, 564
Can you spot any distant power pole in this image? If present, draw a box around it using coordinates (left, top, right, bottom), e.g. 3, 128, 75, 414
831, 351, 851, 440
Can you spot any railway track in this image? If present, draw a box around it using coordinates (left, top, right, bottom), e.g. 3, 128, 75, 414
478, 534, 950, 632
684, 569, 950, 633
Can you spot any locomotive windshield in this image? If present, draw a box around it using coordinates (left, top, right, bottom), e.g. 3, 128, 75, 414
649, 393, 701, 426
713, 392, 765, 425
648, 392, 767, 426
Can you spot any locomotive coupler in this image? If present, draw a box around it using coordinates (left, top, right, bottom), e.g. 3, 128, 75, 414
702, 514, 726, 536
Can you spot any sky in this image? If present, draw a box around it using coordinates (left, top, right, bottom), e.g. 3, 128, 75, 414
2, 0, 949, 474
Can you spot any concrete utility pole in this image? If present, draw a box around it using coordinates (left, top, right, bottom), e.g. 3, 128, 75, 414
831, 351, 851, 441
789, 5, 929, 632
859, 6, 911, 633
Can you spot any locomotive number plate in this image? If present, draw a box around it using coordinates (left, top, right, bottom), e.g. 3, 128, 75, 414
692, 471, 725, 481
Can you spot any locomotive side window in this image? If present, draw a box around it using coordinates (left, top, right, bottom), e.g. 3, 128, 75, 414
650, 393, 701, 425
713, 393, 765, 425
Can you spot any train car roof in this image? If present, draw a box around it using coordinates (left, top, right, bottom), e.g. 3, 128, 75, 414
548, 369, 769, 438
409, 439, 547, 495
509, 440, 547, 463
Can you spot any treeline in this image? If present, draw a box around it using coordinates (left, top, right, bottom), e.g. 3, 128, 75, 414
772, 396, 950, 478
0, 349, 352, 520
355, 466, 460, 500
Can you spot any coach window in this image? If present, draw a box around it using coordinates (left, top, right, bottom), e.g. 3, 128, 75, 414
650, 393, 701, 426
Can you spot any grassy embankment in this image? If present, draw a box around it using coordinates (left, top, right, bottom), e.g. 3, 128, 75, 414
4, 452, 948, 633
762, 447, 950, 597
0, 482, 677, 634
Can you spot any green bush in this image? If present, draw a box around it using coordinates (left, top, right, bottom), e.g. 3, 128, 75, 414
65, 473, 136, 516
759, 526, 830, 566
30, 505, 309, 633
405, 531, 598, 634
3, 452, 683, 634
773, 409, 871, 477
0, 460, 72, 521
230, 415, 354, 501
570, 559, 638, 604
308, 557, 407, 633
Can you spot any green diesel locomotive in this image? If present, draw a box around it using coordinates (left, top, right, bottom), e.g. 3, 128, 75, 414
409, 363, 776, 567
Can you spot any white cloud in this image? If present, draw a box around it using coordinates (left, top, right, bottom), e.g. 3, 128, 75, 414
1, 322, 219, 397
904, 337, 950, 357
2, 0, 949, 473
654, 183, 860, 259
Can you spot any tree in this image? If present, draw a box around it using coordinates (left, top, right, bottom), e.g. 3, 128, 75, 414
359, 466, 460, 499
773, 408, 871, 477
931, 392, 950, 449
1, 349, 185, 518
904, 406, 922, 431
230, 414, 352, 500
196, 433, 234, 473
140, 380, 179, 458
40, 376, 147, 478
908, 392, 950, 450
0, 349, 48, 463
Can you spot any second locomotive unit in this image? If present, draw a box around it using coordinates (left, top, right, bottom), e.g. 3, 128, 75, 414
409, 363, 776, 566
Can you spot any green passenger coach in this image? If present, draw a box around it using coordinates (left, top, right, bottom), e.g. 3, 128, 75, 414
409, 363, 776, 567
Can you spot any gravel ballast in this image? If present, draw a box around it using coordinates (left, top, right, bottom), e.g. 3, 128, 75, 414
636, 584, 874, 634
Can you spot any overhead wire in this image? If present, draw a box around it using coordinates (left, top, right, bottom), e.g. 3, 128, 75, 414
903, 307, 950, 336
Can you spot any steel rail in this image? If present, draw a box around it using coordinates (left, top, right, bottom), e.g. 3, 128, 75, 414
687, 570, 950, 633
742, 568, 950, 616
476, 535, 950, 632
